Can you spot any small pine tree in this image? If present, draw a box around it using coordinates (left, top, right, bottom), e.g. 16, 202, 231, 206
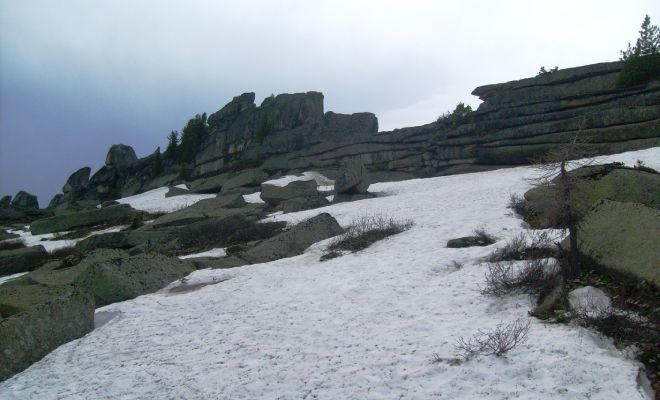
152, 147, 163, 176
164, 130, 179, 159
532, 131, 592, 279
620, 15, 660, 61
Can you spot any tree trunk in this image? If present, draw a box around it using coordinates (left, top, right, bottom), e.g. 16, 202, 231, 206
560, 161, 581, 278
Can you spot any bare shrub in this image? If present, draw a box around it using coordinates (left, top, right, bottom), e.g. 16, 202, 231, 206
507, 193, 529, 216
481, 258, 558, 297
325, 215, 413, 255
473, 227, 496, 246
486, 231, 556, 262
449, 260, 463, 270
456, 319, 530, 359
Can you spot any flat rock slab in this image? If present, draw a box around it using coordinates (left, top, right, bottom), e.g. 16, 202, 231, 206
147, 195, 260, 228
30, 204, 137, 235
446, 236, 495, 248
0, 246, 48, 276
238, 213, 344, 264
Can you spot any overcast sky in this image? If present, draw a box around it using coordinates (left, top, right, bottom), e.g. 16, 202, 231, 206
1, 0, 658, 205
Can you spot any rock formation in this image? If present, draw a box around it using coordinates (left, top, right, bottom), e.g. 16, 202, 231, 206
35, 60, 657, 205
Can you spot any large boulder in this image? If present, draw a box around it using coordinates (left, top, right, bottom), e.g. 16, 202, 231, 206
62, 166, 91, 197
207, 92, 256, 130
259, 91, 324, 132
221, 169, 269, 194
281, 196, 330, 213
0, 196, 11, 208
30, 249, 194, 307
0, 246, 48, 276
74, 228, 180, 254
567, 200, 660, 285
334, 159, 371, 195
524, 165, 660, 228
29, 204, 138, 235
147, 195, 259, 228
237, 212, 343, 264
10, 191, 39, 211
177, 215, 285, 252
0, 281, 94, 381
105, 144, 137, 168
260, 180, 320, 206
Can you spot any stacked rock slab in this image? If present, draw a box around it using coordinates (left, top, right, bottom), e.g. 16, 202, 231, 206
45, 60, 660, 205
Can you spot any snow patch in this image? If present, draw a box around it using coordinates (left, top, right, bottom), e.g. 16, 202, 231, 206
116, 186, 215, 213
178, 248, 227, 260
8, 225, 127, 254
243, 192, 265, 204
569, 286, 612, 318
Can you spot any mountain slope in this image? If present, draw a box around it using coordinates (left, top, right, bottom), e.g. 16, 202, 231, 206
0, 148, 657, 399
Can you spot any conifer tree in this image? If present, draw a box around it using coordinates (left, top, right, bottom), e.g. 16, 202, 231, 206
164, 130, 179, 159
620, 15, 659, 61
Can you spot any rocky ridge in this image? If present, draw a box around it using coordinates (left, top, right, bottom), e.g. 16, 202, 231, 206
9, 60, 655, 209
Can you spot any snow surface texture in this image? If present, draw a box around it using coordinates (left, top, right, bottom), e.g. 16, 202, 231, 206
6, 225, 127, 254
116, 187, 216, 214
178, 248, 227, 260
1, 148, 657, 399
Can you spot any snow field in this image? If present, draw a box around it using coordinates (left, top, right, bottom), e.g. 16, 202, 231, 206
0, 148, 657, 399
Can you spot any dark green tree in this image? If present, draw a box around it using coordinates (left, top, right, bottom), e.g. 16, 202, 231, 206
178, 114, 208, 163
618, 15, 660, 86
620, 15, 660, 61
152, 147, 163, 176
164, 130, 179, 159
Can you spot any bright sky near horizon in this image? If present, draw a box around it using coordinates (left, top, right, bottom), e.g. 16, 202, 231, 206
1, 0, 658, 203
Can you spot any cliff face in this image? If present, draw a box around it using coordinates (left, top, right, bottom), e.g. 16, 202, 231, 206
52, 60, 660, 205
190, 60, 659, 181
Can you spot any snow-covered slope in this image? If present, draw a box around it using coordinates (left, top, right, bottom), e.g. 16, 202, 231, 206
1, 148, 657, 399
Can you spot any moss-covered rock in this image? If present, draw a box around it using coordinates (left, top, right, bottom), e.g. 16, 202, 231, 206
30, 204, 138, 235
0, 245, 48, 276
237, 213, 343, 264
220, 169, 269, 194
565, 200, 660, 286
0, 280, 94, 381
523, 165, 660, 228
261, 180, 320, 206
29, 250, 194, 307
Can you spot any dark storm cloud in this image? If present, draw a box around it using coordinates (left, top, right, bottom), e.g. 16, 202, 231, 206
0, 0, 657, 204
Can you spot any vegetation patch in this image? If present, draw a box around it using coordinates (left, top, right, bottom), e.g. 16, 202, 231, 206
451, 319, 530, 362
567, 269, 659, 392
486, 231, 556, 262
179, 215, 285, 252
481, 258, 559, 298
321, 215, 412, 260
